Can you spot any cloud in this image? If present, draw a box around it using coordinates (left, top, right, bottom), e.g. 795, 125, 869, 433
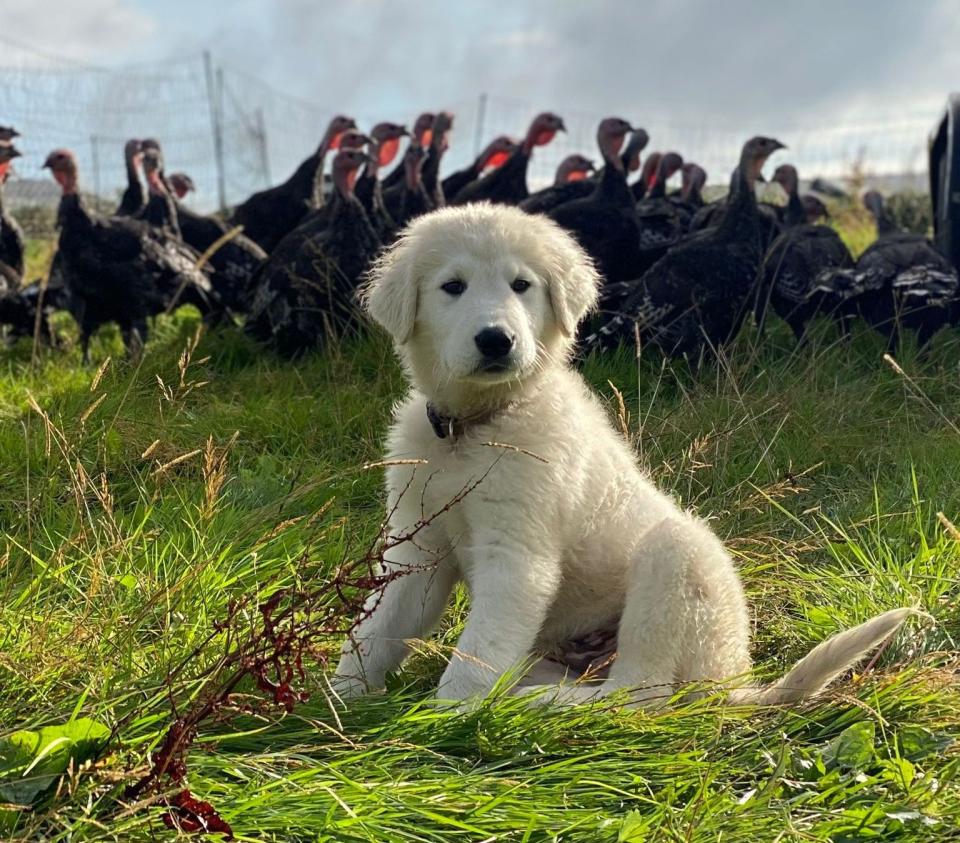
3, 0, 156, 64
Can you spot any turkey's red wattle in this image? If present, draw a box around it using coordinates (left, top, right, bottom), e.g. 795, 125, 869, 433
379, 137, 401, 167
484, 150, 510, 170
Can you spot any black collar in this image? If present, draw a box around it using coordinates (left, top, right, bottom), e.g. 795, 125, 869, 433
426, 402, 457, 439
426, 401, 504, 440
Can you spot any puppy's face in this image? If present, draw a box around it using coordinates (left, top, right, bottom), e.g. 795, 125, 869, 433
364, 204, 600, 399
418, 251, 549, 384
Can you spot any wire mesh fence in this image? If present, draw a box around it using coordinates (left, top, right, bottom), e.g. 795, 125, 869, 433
1, 36, 938, 233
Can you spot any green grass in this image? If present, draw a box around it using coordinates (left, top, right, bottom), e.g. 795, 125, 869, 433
1, 238, 959, 841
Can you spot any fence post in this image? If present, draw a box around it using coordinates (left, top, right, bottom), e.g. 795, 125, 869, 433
255, 108, 271, 187
473, 92, 488, 157
90, 134, 101, 208
203, 51, 227, 213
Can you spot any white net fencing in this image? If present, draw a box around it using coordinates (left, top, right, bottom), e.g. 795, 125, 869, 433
1, 36, 937, 228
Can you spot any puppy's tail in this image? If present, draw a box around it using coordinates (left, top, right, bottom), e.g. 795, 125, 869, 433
728, 608, 911, 706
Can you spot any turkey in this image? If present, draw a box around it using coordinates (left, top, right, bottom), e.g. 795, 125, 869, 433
421, 111, 454, 208
554, 154, 597, 183
770, 164, 806, 227
634, 151, 685, 260
547, 118, 644, 285
753, 166, 854, 342
814, 191, 959, 350
355, 122, 409, 242
230, 114, 356, 252
519, 153, 598, 214
115, 139, 145, 216
382, 142, 431, 228
383, 112, 434, 190
44, 149, 217, 363
0, 277, 68, 347
631, 151, 662, 202
169, 172, 196, 199
620, 129, 650, 178
669, 162, 707, 230
450, 111, 565, 206
441, 135, 516, 202
523, 128, 648, 215
245, 148, 380, 356
136, 148, 183, 238
801, 194, 830, 224
0, 144, 25, 280
585, 136, 786, 359
144, 146, 267, 314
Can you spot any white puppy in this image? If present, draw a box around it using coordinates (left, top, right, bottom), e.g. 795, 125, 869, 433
333, 203, 908, 707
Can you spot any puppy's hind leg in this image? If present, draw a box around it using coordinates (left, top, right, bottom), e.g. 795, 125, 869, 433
603, 515, 752, 708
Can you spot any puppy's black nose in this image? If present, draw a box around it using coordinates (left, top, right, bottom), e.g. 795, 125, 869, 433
474, 326, 514, 359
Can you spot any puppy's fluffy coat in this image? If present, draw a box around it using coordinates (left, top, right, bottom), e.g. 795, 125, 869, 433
334, 203, 907, 707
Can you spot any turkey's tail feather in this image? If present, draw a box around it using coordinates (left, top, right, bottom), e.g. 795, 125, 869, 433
728, 608, 911, 705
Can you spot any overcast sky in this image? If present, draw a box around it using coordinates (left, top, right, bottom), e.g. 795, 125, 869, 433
4, 0, 958, 203
6, 0, 958, 125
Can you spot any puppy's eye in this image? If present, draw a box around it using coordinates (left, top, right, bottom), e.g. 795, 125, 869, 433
441, 279, 466, 296
511, 278, 531, 293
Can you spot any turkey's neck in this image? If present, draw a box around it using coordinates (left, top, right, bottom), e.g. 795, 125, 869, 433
718, 157, 761, 239
782, 181, 805, 226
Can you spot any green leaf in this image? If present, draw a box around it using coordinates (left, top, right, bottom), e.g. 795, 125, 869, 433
117, 573, 139, 590
618, 810, 647, 842
0, 718, 110, 806
822, 721, 876, 771
897, 725, 954, 762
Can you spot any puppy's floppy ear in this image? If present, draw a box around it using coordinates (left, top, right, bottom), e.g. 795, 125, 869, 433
360, 233, 418, 343
544, 226, 601, 337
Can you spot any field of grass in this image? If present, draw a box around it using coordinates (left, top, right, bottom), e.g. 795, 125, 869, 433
1, 230, 959, 841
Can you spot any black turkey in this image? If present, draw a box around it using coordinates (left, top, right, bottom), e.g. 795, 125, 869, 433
382, 143, 431, 228
44, 149, 217, 363
548, 118, 645, 285
355, 122, 409, 242
245, 148, 380, 356
0, 144, 25, 280
230, 114, 356, 252
115, 139, 145, 217
814, 191, 958, 350
382, 112, 434, 190
441, 136, 516, 202
586, 136, 786, 359
421, 112, 453, 209
450, 111, 565, 206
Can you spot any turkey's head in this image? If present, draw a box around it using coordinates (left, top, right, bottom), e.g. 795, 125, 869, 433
124, 138, 143, 167
169, 172, 196, 199
479, 136, 517, 170
431, 112, 454, 152
740, 136, 785, 182
523, 112, 565, 154
554, 154, 595, 185
681, 163, 707, 201
596, 117, 634, 171
325, 115, 357, 151
0, 144, 21, 181
43, 148, 79, 194
412, 112, 436, 148
640, 152, 662, 192
332, 148, 372, 198
622, 129, 650, 173
370, 123, 409, 168
772, 163, 799, 198
141, 149, 166, 194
